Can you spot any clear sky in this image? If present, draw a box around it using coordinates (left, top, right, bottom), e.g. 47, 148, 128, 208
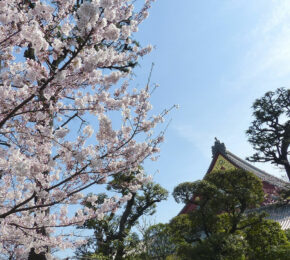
131, 0, 290, 225
56, 0, 290, 257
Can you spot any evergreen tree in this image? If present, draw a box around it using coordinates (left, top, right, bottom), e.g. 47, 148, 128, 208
76, 168, 168, 259
169, 169, 290, 260
246, 88, 290, 180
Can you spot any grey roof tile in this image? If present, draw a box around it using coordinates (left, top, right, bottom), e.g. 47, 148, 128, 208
225, 151, 289, 189
251, 204, 290, 230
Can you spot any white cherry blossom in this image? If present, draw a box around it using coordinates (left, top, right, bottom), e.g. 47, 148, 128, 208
0, 0, 165, 258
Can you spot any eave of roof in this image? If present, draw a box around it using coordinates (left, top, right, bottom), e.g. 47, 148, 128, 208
225, 151, 289, 189
249, 204, 290, 230
206, 150, 289, 189
179, 148, 289, 216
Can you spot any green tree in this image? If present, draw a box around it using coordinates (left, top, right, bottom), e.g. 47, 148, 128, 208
246, 88, 290, 180
246, 219, 290, 259
75, 168, 168, 260
138, 223, 176, 260
169, 169, 290, 260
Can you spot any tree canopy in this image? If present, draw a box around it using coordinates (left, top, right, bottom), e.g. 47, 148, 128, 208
140, 223, 176, 260
169, 169, 290, 260
75, 168, 168, 260
0, 0, 167, 258
246, 88, 290, 180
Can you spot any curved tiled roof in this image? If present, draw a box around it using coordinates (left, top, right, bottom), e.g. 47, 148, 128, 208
225, 148, 290, 229
225, 151, 289, 189
179, 143, 290, 218
250, 204, 290, 230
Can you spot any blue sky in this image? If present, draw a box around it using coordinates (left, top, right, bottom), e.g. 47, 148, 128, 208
131, 0, 290, 225
56, 0, 290, 257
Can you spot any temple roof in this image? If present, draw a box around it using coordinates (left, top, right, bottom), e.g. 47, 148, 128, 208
207, 138, 289, 189
249, 204, 290, 230
225, 151, 288, 189
178, 140, 290, 229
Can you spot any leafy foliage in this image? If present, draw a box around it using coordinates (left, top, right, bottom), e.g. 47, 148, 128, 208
75, 168, 168, 259
140, 223, 176, 260
246, 88, 290, 180
246, 219, 290, 260
169, 169, 290, 260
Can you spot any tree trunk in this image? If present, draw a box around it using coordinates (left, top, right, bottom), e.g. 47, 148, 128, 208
28, 103, 52, 260
281, 123, 290, 181
28, 249, 46, 260
115, 243, 125, 260
284, 163, 290, 181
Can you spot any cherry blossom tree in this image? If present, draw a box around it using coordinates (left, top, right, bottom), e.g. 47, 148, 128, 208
0, 0, 169, 258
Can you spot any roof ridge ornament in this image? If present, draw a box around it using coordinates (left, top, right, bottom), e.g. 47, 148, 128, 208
212, 138, 226, 158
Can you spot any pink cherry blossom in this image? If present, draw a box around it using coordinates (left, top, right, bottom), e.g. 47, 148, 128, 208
0, 0, 169, 258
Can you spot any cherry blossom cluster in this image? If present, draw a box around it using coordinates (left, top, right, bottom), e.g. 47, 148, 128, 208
0, 0, 170, 257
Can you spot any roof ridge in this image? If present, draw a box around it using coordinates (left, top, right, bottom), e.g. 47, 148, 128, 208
226, 151, 287, 182
225, 150, 289, 188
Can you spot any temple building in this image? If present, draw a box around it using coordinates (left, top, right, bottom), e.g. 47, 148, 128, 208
180, 139, 290, 230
